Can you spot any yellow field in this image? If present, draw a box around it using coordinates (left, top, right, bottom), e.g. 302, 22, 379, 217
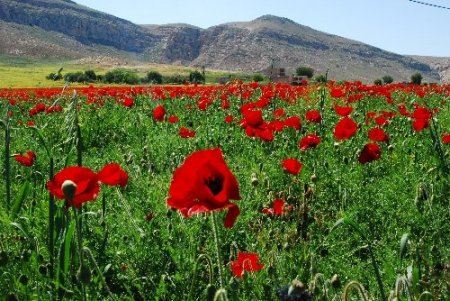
0, 55, 247, 88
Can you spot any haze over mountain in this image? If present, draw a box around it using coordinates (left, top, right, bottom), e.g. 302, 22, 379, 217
0, 0, 448, 82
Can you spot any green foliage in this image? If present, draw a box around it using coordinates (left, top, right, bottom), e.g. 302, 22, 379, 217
103, 69, 139, 84
296, 66, 314, 78
314, 74, 327, 83
382, 75, 394, 84
146, 71, 163, 84
189, 70, 205, 84
252, 74, 265, 82
374, 79, 383, 86
411, 72, 423, 85
46, 72, 63, 81
164, 74, 189, 84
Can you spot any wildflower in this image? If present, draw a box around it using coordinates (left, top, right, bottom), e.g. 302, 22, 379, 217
15, 151, 36, 167
167, 149, 241, 228
358, 143, 381, 164
334, 117, 358, 140
281, 158, 303, 175
230, 252, 264, 278
299, 134, 321, 151
97, 163, 128, 187
152, 105, 165, 122
305, 110, 322, 123
47, 166, 100, 208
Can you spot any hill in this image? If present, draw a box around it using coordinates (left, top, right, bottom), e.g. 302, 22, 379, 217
0, 0, 447, 83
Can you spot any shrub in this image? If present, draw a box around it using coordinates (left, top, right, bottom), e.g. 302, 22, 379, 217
46, 72, 63, 81
296, 66, 314, 78
189, 70, 205, 84
374, 79, 383, 86
146, 71, 163, 84
64, 71, 88, 83
103, 69, 139, 84
314, 74, 327, 83
382, 75, 394, 84
252, 74, 265, 82
164, 74, 189, 85
411, 72, 423, 85
84, 70, 97, 82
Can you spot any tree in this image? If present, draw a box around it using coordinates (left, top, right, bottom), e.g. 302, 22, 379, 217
146, 71, 163, 84
382, 75, 393, 84
189, 70, 205, 84
411, 72, 423, 85
374, 79, 383, 86
252, 74, 265, 82
296, 66, 314, 79
314, 74, 327, 84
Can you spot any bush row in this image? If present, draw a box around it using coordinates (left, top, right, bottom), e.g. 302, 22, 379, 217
46, 69, 206, 85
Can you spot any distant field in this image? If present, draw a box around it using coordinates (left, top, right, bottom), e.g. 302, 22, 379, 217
0, 55, 250, 88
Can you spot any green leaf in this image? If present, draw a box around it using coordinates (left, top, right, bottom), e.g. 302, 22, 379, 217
64, 220, 76, 276
11, 181, 31, 220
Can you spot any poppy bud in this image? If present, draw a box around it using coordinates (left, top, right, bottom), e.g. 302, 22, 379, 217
19, 274, 29, 285
251, 173, 259, 186
330, 274, 341, 288
288, 279, 305, 296
205, 284, 217, 301
39, 264, 48, 275
310, 174, 317, 183
78, 264, 91, 284
61, 180, 77, 201
0, 251, 9, 266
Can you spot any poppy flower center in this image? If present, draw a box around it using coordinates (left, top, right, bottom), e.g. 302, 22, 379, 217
204, 175, 224, 195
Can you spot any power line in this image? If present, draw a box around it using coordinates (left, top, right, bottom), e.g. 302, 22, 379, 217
408, 0, 450, 10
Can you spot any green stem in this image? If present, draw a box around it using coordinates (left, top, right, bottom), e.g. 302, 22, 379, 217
211, 212, 224, 288
4, 115, 11, 212
74, 208, 86, 301
48, 157, 55, 280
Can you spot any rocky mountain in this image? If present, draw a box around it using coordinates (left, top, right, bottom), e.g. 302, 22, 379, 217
0, 0, 448, 82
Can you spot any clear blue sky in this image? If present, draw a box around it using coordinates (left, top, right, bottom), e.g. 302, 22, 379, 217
74, 0, 449, 57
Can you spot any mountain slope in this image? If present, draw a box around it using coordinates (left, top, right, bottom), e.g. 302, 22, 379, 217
0, 1, 446, 82
189, 15, 439, 82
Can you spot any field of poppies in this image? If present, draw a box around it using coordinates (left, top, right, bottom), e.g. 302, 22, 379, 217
1, 80, 450, 300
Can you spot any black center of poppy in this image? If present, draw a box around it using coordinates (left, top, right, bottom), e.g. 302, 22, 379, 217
204, 176, 223, 195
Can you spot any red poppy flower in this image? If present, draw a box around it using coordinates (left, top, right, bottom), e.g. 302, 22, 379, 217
225, 115, 234, 123
358, 143, 381, 164
46, 166, 100, 208
166, 149, 241, 228
179, 127, 196, 138
411, 105, 432, 132
299, 134, 321, 151
281, 158, 302, 175
305, 110, 322, 123
284, 116, 301, 130
231, 252, 265, 278
442, 133, 450, 144
334, 117, 358, 140
334, 104, 353, 116
243, 109, 264, 127
368, 127, 389, 142
123, 97, 134, 108
375, 116, 388, 127
168, 115, 179, 123
273, 108, 286, 118
152, 105, 166, 122
261, 199, 285, 216
97, 163, 128, 187
330, 88, 345, 98
15, 150, 36, 167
